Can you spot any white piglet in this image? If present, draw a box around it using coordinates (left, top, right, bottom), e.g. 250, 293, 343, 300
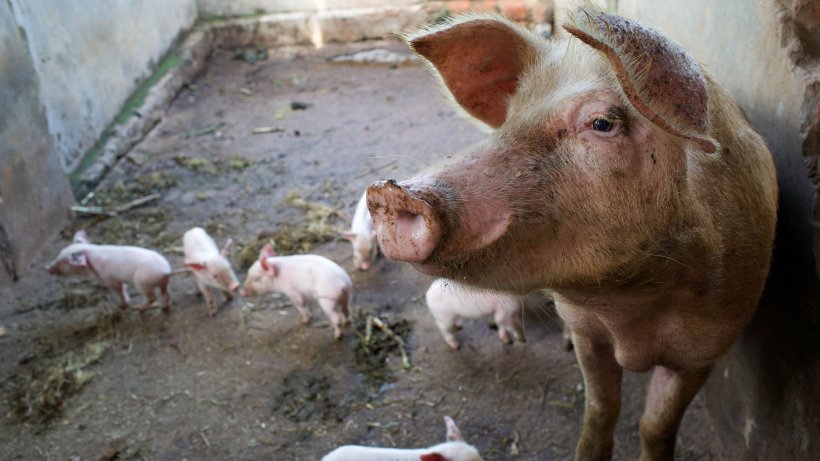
45, 230, 173, 310
183, 227, 240, 316
341, 191, 378, 271
241, 244, 352, 339
322, 416, 482, 461
425, 278, 525, 350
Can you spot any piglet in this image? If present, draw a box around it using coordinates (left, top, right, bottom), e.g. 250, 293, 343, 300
341, 191, 378, 270
425, 278, 525, 350
183, 227, 240, 316
46, 230, 172, 310
241, 244, 352, 339
322, 416, 482, 461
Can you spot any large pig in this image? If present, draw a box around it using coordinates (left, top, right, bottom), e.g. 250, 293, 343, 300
367, 9, 778, 461
241, 244, 352, 339
183, 227, 240, 316
322, 416, 482, 461
46, 230, 173, 310
341, 191, 379, 270
425, 278, 525, 350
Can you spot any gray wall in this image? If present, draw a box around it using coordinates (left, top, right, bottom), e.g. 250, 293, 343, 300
10, 0, 198, 172
0, 1, 74, 283
197, 0, 422, 17
617, 0, 820, 459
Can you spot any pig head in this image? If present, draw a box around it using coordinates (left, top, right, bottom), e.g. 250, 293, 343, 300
369, 8, 778, 461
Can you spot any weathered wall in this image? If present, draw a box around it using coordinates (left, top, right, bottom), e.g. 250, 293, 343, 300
615, 0, 820, 459
0, 1, 74, 283
9, 0, 198, 172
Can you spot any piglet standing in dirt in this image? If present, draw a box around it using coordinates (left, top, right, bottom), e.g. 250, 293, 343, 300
341, 191, 379, 271
45, 230, 173, 310
183, 227, 240, 316
241, 244, 352, 340
367, 8, 778, 461
426, 278, 525, 350
322, 416, 482, 461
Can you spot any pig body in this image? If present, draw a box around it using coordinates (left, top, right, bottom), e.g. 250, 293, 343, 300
46, 234, 172, 310
242, 246, 352, 339
368, 9, 778, 461
425, 278, 524, 350
342, 191, 379, 270
322, 416, 482, 461
183, 227, 240, 316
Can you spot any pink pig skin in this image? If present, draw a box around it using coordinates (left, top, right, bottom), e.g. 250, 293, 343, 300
46, 238, 172, 310
341, 191, 378, 271
425, 278, 525, 350
322, 416, 482, 461
242, 246, 352, 340
183, 227, 240, 316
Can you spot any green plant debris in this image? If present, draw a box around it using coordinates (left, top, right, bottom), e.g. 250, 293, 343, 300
352, 309, 412, 385
225, 154, 254, 170
271, 371, 346, 423
183, 121, 226, 139
8, 341, 111, 423
173, 156, 218, 174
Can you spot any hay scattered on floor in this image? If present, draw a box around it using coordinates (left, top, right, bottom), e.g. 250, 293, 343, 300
352, 308, 412, 385
235, 191, 346, 269
7, 341, 111, 424
271, 371, 346, 423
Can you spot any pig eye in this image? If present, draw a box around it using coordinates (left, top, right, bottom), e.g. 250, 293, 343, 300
592, 118, 614, 132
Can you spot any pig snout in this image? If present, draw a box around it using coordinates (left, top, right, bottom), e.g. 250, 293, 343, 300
366, 180, 446, 263
229, 281, 240, 292
367, 178, 512, 265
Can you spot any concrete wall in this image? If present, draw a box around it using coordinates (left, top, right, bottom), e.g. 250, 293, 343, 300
10, 0, 198, 172
615, 1, 820, 459
0, 1, 74, 283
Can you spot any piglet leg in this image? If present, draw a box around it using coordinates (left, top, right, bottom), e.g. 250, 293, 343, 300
160, 282, 171, 312
639, 366, 712, 461
197, 280, 216, 316
573, 333, 623, 461
111, 283, 129, 308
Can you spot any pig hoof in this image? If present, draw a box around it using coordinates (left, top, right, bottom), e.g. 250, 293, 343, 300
447, 341, 461, 351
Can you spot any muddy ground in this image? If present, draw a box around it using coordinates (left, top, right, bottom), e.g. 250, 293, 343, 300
0, 41, 719, 460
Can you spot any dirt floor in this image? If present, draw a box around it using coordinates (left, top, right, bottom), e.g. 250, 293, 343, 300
0, 40, 719, 460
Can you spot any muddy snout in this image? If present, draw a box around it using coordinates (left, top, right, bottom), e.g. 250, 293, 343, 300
366, 180, 446, 263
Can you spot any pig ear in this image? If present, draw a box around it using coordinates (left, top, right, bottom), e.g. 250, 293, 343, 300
341, 232, 356, 242
260, 243, 276, 259
420, 454, 447, 461
259, 256, 279, 277
186, 262, 207, 272
406, 15, 542, 128
68, 251, 88, 268
221, 238, 234, 257
73, 229, 89, 244
563, 8, 718, 153
444, 416, 464, 442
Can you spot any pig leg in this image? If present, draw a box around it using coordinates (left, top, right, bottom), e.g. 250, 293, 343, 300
573, 333, 623, 461
284, 291, 312, 324
136, 283, 158, 310
317, 297, 345, 340
196, 280, 216, 316
110, 283, 129, 308
431, 311, 460, 350
494, 309, 515, 345
638, 366, 712, 461
159, 280, 171, 312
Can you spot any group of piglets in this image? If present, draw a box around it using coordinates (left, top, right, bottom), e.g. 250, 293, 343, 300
342, 192, 522, 351
45, 226, 353, 339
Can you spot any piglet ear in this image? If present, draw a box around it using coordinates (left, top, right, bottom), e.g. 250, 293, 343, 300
260, 243, 276, 259
420, 454, 447, 461
73, 229, 89, 244
444, 416, 464, 442
68, 251, 88, 268
563, 8, 718, 153
221, 238, 234, 257
186, 262, 207, 272
406, 15, 542, 129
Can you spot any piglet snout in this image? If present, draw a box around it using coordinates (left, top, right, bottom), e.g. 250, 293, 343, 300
367, 180, 445, 263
